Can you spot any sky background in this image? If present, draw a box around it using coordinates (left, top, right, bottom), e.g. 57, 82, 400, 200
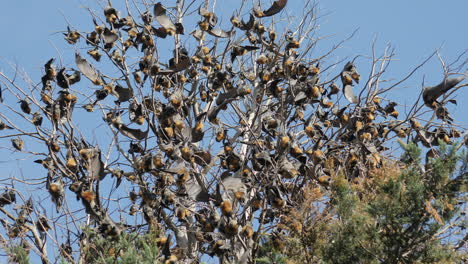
0, 0, 467, 262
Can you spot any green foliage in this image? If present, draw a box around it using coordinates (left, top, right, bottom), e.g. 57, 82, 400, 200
325, 176, 381, 264
7, 244, 30, 264
257, 143, 466, 263
256, 236, 289, 264
324, 142, 466, 263
399, 139, 422, 164
80, 227, 162, 264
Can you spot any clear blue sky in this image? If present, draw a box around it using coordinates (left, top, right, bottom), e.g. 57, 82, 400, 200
0, 0, 467, 262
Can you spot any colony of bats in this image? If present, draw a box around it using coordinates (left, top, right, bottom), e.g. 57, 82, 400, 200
0, 0, 466, 263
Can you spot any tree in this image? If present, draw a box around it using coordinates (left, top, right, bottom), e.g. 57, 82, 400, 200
0, 0, 466, 263
267, 141, 467, 264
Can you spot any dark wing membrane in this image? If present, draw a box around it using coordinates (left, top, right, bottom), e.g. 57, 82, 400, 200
263, 0, 288, 17
75, 53, 101, 83
89, 148, 106, 180
117, 124, 148, 140
423, 76, 465, 105
240, 14, 255, 30
102, 28, 119, 44
154, 2, 176, 30
208, 28, 233, 38
114, 85, 133, 102
157, 56, 191, 75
